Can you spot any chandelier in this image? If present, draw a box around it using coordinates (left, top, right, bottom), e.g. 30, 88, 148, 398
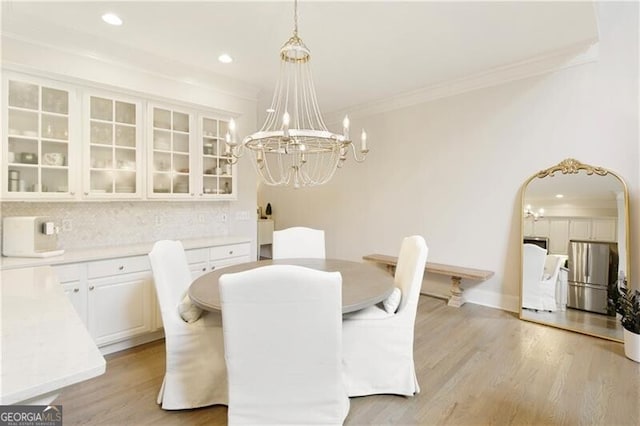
524, 204, 545, 221
225, 0, 368, 188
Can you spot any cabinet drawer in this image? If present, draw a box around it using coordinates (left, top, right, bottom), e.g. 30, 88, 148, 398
54, 264, 82, 283
211, 243, 250, 260
88, 255, 150, 278
185, 248, 208, 264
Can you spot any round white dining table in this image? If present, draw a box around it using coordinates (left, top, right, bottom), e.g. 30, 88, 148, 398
189, 258, 394, 313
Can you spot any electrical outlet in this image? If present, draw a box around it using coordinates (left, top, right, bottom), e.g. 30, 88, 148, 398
62, 219, 72, 232
235, 211, 250, 221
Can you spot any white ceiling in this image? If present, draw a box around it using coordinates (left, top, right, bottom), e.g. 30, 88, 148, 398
1, 1, 599, 114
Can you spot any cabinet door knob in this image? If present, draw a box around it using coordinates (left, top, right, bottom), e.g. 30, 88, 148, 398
201, 267, 206, 272
118, 266, 124, 271
73, 288, 79, 293
211, 266, 216, 270
84, 192, 89, 196
229, 250, 233, 255
89, 285, 95, 291
70, 191, 75, 196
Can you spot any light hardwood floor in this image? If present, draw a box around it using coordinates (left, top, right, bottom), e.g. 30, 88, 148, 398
54, 296, 640, 425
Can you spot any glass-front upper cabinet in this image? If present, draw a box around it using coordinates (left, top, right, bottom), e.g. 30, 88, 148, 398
200, 115, 236, 198
2, 75, 76, 199
83, 92, 142, 198
148, 104, 194, 198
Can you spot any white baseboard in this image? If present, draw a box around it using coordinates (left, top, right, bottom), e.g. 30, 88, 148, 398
463, 288, 520, 313
99, 330, 165, 356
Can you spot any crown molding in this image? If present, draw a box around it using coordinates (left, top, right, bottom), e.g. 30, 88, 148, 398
324, 41, 599, 124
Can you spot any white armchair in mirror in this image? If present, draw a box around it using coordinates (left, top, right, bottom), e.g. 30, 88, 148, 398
522, 244, 566, 312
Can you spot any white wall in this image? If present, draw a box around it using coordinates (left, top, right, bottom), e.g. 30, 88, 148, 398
259, 2, 639, 310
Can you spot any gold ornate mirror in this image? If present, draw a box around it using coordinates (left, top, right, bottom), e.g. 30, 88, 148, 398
520, 158, 630, 342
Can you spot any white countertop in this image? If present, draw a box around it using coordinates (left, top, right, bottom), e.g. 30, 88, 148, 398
0, 266, 106, 404
0, 236, 252, 270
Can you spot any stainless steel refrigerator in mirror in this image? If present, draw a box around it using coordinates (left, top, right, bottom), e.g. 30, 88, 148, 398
567, 240, 618, 315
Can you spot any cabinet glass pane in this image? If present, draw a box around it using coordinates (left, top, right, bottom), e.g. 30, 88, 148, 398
173, 175, 189, 193
115, 125, 135, 147
173, 153, 189, 174
153, 130, 171, 150
203, 176, 218, 194
220, 177, 232, 194
7, 166, 37, 192
42, 114, 68, 140
91, 97, 113, 121
115, 101, 136, 124
91, 122, 113, 145
203, 118, 217, 137
153, 173, 171, 193
8, 81, 38, 110
42, 141, 68, 166
8, 137, 37, 165
219, 120, 229, 137
42, 87, 69, 114
203, 141, 218, 156
91, 146, 113, 169
153, 152, 171, 172
173, 132, 189, 153
153, 108, 171, 129
115, 171, 136, 193
115, 148, 136, 170
90, 170, 114, 193
8, 110, 38, 137
173, 112, 189, 132
203, 157, 217, 175
41, 168, 68, 192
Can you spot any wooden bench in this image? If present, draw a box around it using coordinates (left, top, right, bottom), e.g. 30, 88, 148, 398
362, 254, 495, 307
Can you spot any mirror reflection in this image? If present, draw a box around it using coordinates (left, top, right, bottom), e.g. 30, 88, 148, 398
520, 158, 629, 342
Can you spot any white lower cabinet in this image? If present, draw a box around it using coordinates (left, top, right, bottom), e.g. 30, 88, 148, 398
55, 256, 154, 348
186, 242, 251, 279
54, 241, 251, 352
88, 271, 153, 346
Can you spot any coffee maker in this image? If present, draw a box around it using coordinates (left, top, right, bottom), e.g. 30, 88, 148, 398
2, 216, 65, 257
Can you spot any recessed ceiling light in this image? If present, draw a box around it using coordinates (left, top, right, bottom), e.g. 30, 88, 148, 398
102, 13, 123, 26
218, 54, 233, 64
555, 194, 564, 198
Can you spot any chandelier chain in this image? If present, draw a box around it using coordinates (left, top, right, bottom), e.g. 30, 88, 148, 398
293, 0, 299, 37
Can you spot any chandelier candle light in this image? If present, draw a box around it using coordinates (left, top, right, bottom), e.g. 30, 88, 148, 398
225, 0, 368, 187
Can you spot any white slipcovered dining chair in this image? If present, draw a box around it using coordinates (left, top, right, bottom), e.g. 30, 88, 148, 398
272, 226, 326, 259
148, 240, 227, 410
219, 265, 350, 425
342, 235, 428, 397
522, 243, 564, 311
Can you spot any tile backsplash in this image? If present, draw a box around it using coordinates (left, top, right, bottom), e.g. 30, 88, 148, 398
0, 201, 230, 250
